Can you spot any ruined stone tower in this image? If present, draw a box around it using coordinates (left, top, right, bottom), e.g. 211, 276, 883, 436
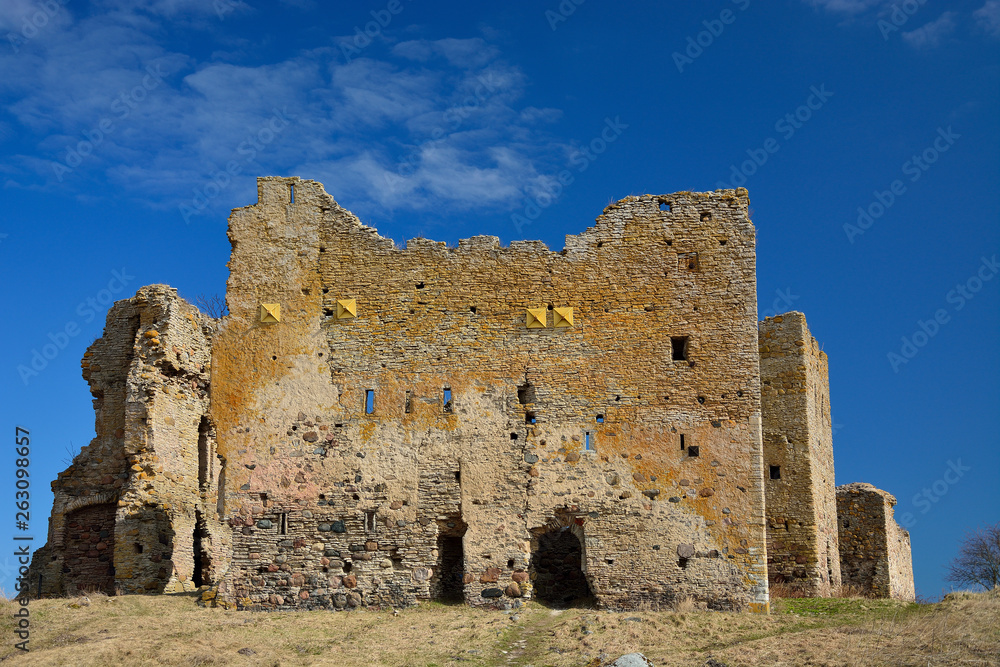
29, 286, 228, 596
759, 312, 841, 596
207, 178, 768, 611
837, 483, 915, 601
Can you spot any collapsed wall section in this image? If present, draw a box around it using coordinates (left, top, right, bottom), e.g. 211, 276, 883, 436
837, 483, 915, 601
29, 286, 224, 596
759, 312, 841, 596
211, 177, 769, 612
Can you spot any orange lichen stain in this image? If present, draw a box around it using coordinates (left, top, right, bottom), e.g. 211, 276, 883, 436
359, 420, 375, 443
749, 601, 769, 614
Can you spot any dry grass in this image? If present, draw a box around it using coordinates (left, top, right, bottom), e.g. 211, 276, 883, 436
0, 590, 996, 666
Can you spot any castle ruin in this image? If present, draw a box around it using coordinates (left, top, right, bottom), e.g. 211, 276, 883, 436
29, 177, 914, 610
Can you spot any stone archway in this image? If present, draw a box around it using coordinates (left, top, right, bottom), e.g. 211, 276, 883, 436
531, 517, 592, 605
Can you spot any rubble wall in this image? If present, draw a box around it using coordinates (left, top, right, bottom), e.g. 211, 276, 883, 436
29, 286, 223, 595
837, 483, 915, 600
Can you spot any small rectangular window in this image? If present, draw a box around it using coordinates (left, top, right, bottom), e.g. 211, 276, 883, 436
671, 337, 689, 361
584, 432, 594, 451
365, 510, 376, 532
678, 252, 699, 271
688, 445, 699, 457
443, 387, 453, 413
596, 414, 605, 423
770, 465, 781, 480
525, 411, 537, 424
364, 389, 375, 414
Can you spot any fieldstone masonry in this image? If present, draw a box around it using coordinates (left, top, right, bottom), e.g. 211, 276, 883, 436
30, 177, 913, 609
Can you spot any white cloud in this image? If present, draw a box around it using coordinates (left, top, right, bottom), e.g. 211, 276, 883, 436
392, 37, 501, 68
800, 0, 884, 15
93, 0, 250, 18
0, 10, 570, 223
974, 1, 1000, 37
902, 12, 957, 49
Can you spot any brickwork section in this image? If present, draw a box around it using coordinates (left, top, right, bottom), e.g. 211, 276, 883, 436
759, 312, 841, 596
61, 504, 116, 594
209, 177, 768, 612
837, 483, 915, 601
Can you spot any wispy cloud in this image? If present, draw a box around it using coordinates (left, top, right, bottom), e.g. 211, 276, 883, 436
902, 12, 957, 49
974, 1, 1000, 37
801, 0, 883, 15
0, 6, 570, 220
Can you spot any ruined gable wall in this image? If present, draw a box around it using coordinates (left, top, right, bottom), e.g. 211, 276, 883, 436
212, 177, 769, 612
29, 286, 221, 596
759, 312, 840, 595
837, 483, 914, 600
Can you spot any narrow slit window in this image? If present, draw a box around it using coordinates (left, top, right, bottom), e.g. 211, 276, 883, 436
770, 465, 781, 480
671, 336, 689, 361
364, 389, 375, 414
585, 431, 594, 451
289, 184, 295, 203
680, 434, 686, 450
279, 513, 288, 535
365, 510, 376, 532
443, 387, 453, 413
404, 390, 412, 414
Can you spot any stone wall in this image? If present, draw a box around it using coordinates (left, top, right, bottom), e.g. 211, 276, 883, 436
759, 312, 841, 596
29, 286, 225, 596
210, 177, 769, 612
837, 483, 915, 601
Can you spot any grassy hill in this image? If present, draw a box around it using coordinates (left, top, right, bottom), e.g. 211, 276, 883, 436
1, 589, 997, 666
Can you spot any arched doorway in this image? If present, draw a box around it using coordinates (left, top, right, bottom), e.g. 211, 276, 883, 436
531, 525, 592, 604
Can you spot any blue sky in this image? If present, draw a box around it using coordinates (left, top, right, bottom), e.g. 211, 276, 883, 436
1, 0, 997, 601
